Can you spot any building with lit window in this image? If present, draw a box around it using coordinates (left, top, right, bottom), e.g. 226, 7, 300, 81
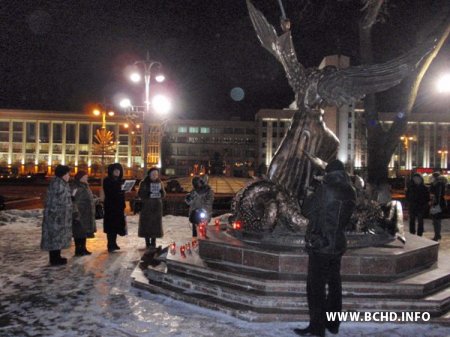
0, 109, 257, 177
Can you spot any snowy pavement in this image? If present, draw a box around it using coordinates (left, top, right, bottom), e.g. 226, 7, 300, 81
0, 209, 449, 337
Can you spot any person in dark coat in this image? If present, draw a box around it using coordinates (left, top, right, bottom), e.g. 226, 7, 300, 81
429, 172, 447, 241
103, 163, 126, 252
138, 167, 166, 248
71, 171, 97, 256
41, 165, 72, 266
295, 160, 356, 337
406, 173, 430, 236
185, 175, 214, 237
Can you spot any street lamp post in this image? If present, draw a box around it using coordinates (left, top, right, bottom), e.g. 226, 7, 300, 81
131, 54, 165, 172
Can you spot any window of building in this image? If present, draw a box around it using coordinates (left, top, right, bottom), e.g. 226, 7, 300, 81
39, 123, 50, 143
223, 127, 233, 134
66, 124, 76, 144
52, 123, 62, 143
234, 128, 244, 134
26, 122, 36, 142
246, 128, 256, 135
200, 127, 210, 134
211, 127, 222, 134
0, 121, 9, 132
119, 135, 129, 145
262, 121, 267, 127
189, 126, 199, 133
178, 126, 187, 133
79, 124, 89, 144
0, 133, 8, 142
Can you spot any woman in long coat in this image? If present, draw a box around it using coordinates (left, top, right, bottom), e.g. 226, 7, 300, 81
103, 163, 126, 252
41, 165, 72, 266
138, 167, 166, 248
71, 171, 97, 256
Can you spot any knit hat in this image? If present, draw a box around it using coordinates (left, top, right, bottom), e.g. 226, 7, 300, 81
75, 170, 88, 181
54, 165, 71, 178
325, 159, 345, 173
432, 172, 440, 178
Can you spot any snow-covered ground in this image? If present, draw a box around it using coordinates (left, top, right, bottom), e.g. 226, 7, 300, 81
0, 209, 448, 337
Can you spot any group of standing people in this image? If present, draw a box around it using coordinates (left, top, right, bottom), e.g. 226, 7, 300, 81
406, 171, 447, 241
40, 162, 211, 266
40, 165, 97, 265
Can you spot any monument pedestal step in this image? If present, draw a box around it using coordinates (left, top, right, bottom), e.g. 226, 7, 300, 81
131, 230, 450, 324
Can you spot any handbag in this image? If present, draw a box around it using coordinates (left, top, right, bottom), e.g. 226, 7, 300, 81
430, 204, 442, 215
95, 203, 104, 219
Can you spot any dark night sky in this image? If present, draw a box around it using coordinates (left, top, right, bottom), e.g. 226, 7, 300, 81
0, 0, 449, 120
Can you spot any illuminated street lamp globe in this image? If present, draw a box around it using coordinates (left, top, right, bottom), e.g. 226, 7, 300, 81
130, 72, 141, 83
437, 73, 450, 93
152, 94, 172, 115
119, 98, 132, 109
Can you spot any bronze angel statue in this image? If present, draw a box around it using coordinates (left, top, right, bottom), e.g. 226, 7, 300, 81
228, 0, 434, 248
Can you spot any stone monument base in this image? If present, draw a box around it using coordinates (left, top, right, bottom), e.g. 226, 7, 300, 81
131, 227, 450, 324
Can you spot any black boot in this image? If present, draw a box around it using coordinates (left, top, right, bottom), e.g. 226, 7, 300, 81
145, 237, 151, 248
74, 238, 84, 256
49, 250, 67, 266
107, 233, 120, 252
81, 238, 92, 255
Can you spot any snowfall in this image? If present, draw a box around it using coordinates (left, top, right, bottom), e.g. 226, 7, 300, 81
0, 209, 449, 337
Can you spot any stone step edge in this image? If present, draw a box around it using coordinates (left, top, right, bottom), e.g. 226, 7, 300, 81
143, 265, 450, 315
164, 258, 450, 299
131, 266, 450, 324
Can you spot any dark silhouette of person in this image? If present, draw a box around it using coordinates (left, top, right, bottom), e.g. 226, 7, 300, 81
295, 160, 356, 337
405, 173, 429, 236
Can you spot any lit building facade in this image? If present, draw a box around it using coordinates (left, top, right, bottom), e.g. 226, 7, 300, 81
0, 109, 257, 177
163, 119, 257, 176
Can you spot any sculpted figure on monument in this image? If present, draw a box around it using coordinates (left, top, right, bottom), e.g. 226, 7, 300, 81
229, 1, 433, 248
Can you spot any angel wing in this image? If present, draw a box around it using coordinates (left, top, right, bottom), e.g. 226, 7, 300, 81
246, 0, 306, 94
317, 40, 436, 106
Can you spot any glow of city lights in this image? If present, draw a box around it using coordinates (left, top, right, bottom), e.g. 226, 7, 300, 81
93, 109, 100, 116
130, 72, 141, 82
119, 98, 131, 108
124, 123, 129, 128
155, 74, 165, 83
152, 94, 171, 114
437, 74, 450, 93
108, 111, 115, 116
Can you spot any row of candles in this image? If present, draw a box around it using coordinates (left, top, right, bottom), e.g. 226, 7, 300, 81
169, 219, 243, 258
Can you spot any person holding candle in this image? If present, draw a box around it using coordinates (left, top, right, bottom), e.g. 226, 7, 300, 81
185, 175, 214, 237
138, 167, 166, 248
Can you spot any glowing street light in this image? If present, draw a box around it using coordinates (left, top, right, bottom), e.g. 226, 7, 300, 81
128, 53, 169, 170
119, 98, 132, 109
437, 74, 450, 93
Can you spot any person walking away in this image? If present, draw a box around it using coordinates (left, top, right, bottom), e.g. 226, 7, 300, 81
406, 173, 430, 236
429, 172, 447, 241
71, 171, 97, 256
41, 165, 73, 266
185, 176, 214, 237
295, 159, 356, 337
138, 167, 166, 248
103, 163, 127, 252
